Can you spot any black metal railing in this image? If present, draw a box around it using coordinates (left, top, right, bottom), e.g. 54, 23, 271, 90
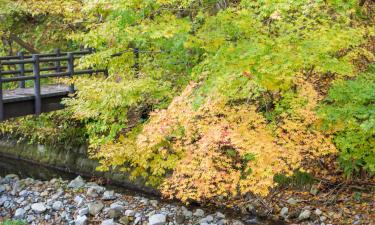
0, 49, 108, 120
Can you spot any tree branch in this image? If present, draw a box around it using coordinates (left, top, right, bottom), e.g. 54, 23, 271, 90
8, 33, 40, 54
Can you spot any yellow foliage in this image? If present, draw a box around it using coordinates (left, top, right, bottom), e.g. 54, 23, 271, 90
91, 78, 337, 202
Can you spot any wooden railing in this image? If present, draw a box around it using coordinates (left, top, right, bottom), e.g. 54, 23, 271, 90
0, 49, 108, 120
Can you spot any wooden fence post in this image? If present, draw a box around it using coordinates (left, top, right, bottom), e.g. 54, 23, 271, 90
54, 49, 61, 73
0, 60, 4, 121
18, 51, 26, 88
32, 54, 41, 115
133, 48, 139, 78
67, 53, 75, 94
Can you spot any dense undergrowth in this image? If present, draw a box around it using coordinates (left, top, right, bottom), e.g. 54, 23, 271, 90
0, 0, 374, 205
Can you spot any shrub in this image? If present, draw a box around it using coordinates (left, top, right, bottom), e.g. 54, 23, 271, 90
319, 65, 375, 176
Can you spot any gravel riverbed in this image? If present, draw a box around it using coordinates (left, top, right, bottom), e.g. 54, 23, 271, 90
0, 174, 251, 225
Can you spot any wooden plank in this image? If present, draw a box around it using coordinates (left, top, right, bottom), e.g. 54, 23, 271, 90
2, 84, 71, 103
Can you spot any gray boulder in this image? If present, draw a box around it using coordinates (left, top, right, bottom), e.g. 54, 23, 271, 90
68, 176, 85, 189
31, 203, 47, 213
149, 214, 167, 225
88, 201, 104, 216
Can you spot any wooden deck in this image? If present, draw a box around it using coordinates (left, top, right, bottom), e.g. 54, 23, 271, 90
2, 84, 71, 120
3, 84, 70, 103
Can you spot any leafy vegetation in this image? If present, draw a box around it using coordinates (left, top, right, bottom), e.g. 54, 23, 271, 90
0, 220, 26, 225
319, 65, 375, 177
0, 0, 374, 205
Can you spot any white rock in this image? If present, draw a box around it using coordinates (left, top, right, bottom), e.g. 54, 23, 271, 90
150, 199, 158, 207
315, 208, 322, 215
298, 209, 311, 221
0, 185, 5, 193
280, 207, 289, 218
193, 209, 205, 217
52, 201, 63, 211
216, 212, 225, 219
102, 190, 116, 200
287, 198, 298, 205
75, 215, 88, 225
31, 203, 47, 213
125, 209, 135, 217
200, 215, 214, 223
232, 220, 244, 225
14, 208, 26, 219
74, 195, 85, 206
88, 201, 104, 215
86, 187, 99, 197
78, 207, 89, 216
101, 219, 115, 225
182, 209, 193, 218
67, 176, 85, 189
149, 214, 167, 225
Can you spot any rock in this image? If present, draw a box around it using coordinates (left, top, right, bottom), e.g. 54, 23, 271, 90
102, 190, 116, 200
320, 216, 327, 222
74, 195, 85, 206
78, 207, 89, 216
241, 203, 256, 214
175, 214, 185, 224
31, 203, 47, 213
40, 190, 49, 197
52, 201, 64, 211
216, 212, 225, 219
200, 215, 214, 223
287, 198, 298, 205
108, 208, 122, 219
217, 219, 228, 225
44, 214, 51, 220
298, 209, 311, 221
5, 174, 19, 180
193, 209, 205, 217
85, 183, 106, 193
149, 214, 167, 225
18, 190, 28, 197
0, 185, 5, 193
150, 199, 158, 207
110, 203, 125, 211
245, 218, 260, 224
75, 215, 88, 225
125, 209, 135, 217
86, 187, 99, 197
88, 201, 104, 216
232, 220, 245, 225
27, 215, 36, 223
182, 209, 193, 218
315, 209, 322, 216
134, 216, 141, 225
14, 208, 26, 219
280, 207, 289, 218
119, 216, 130, 225
67, 176, 85, 189
310, 185, 319, 195
101, 219, 115, 225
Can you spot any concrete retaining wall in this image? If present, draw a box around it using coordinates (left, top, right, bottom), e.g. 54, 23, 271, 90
0, 139, 158, 195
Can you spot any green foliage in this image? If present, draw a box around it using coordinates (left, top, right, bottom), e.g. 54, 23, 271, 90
0, 0, 374, 203
319, 65, 375, 176
274, 171, 316, 188
0, 220, 26, 225
0, 110, 86, 148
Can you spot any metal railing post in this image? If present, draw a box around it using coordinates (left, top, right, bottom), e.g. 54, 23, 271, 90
18, 51, 26, 88
32, 55, 41, 115
67, 53, 75, 94
0, 60, 4, 121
